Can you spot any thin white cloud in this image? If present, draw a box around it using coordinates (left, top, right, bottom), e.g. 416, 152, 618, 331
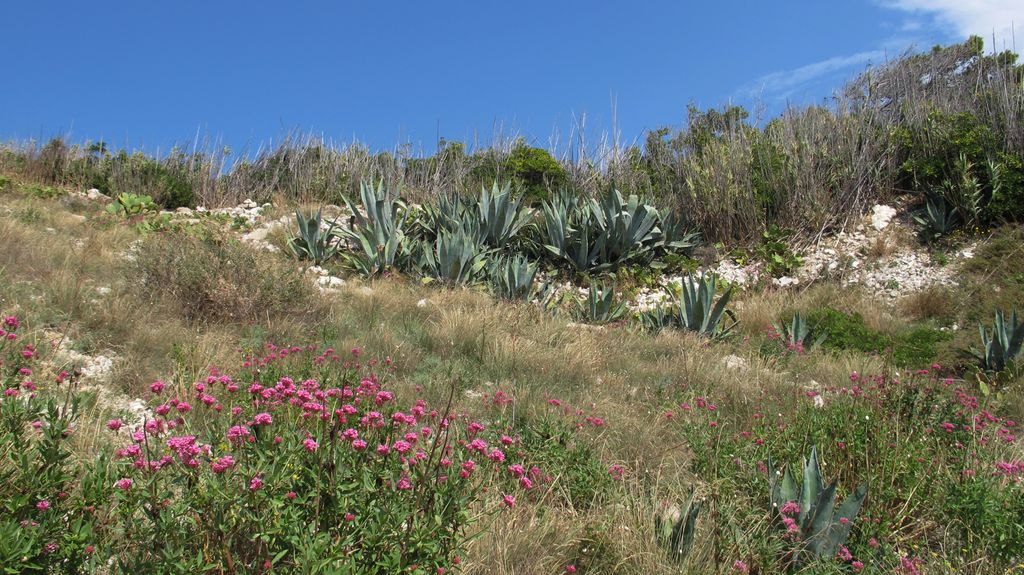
734, 0, 1019, 108
900, 20, 923, 32
881, 0, 1021, 50
737, 49, 887, 103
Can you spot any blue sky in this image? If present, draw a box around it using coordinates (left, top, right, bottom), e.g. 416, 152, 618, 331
1, 1, 1019, 156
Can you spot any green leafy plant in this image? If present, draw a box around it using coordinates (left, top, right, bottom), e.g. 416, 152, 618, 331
288, 209, 342, 265
806, 307, 952, 368
576, 281, 627, 324
542, 189, 661, 272
641, 272, 737, 338
655, 486, 702, 563
754, 225, 801, 277
652, 207, 701, 257
414, 182, 533, 252
913, 193, 959, 239
488, 254, 539, 300
0, 317, 100, 573
134, 212, 175, 236
477, 181, 533, 248
338, 180, 414, 276
941, 153, 985, 229
771, 312, 826, 353
20, 183, 63, 199
768, 446, 868, 566
420, 226, 490, 284
977, 309, 1024, 372
105, 192, 157, 217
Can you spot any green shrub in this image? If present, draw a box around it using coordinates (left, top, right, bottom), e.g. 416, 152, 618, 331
890, 325, 952, 368
755, 225, 801, 277
898, 110, 1024, 228
19, 183, 63, 199
514, 416, 611, 509
106, 192, 157, 217
129, 155, 196, 209
502, 141, 566, 203
943, 476, 1024, 563
806, 308, 951, 368
982, 153, 1024, 223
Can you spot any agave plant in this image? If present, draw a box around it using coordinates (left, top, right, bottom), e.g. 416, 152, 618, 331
589, 189, 660, 267
977, 309, 1024, 372
772, 312, 826, 352
768, 446, 868, 565
652, 207, 701, 255
288, 210, 343, 265
945, 153, 984, 229
913, 193, 958, 239
576, 281, 627, 324
542, 191, 594, 270
655, 486, 702, 563
542, 189, 661, 273
641, 272, 737, 338
338, 181, 414, 276
478, 182, 533, 248
488, 254, 539, 301
415, 182, 532, 251
414, 193, 468, 238
420, 226, 490, 284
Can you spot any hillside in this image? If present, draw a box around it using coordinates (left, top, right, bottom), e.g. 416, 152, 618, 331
1, 36, 1023, 575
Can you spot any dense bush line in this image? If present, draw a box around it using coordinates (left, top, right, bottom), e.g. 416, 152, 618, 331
2, 38, 1021, 243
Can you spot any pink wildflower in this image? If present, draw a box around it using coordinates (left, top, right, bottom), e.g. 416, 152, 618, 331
779, 501, 800, 515
838, 545, 853, 561
211, 455, 236, 474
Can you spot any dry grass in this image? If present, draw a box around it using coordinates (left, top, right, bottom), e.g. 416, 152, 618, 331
900, 284, 957, 322
3, 186, 1020, 573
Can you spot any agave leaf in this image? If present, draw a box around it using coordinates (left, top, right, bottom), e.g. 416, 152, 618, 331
707, 281, 734, 336
819, 483, 868, 557
803, 480, 838, 558
780, 468, 799, 508
799, 446, 823, 526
